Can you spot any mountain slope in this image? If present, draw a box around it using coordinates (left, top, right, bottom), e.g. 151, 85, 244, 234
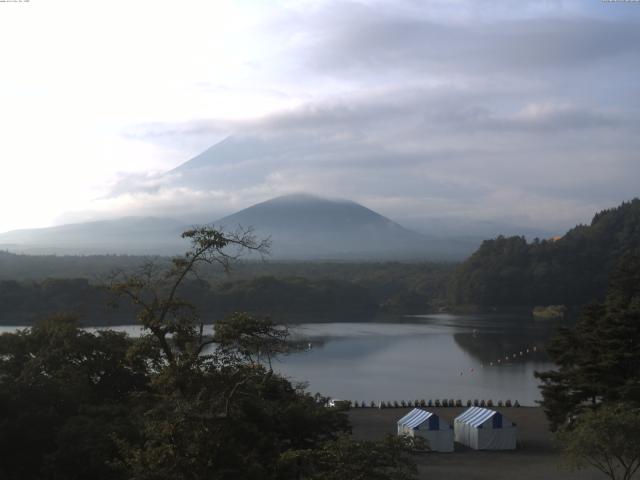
215, 193, 474, 260
0, 217, 187, 255
0, 195, 477, 259
166, 135, 301, 192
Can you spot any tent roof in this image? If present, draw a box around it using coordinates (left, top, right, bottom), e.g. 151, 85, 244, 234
397, 408, 434, 429
455, 407, 502, 428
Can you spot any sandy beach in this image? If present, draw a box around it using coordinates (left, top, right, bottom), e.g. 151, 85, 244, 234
349, 407, 603, 480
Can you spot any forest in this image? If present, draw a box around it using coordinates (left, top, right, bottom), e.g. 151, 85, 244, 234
0, 256, 452, 325
1, 199, 639, 326
448, 199, 640, 308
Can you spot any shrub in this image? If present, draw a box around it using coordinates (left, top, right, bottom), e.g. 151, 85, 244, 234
557, 403, 640, 480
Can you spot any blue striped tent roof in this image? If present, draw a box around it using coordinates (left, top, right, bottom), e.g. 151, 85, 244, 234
397, 408, 435, 429
455, 407, 504, 428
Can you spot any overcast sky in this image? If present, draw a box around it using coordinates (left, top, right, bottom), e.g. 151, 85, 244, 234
1, 0, 639, 234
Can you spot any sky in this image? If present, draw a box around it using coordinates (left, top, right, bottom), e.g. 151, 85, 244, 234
1, 0, 639, 234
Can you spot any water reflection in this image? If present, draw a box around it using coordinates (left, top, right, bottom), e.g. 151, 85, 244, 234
277, 315, 561, 406
0, 315, 563, 406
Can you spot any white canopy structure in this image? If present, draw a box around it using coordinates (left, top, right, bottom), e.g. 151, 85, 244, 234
454, 407, 517, 450
397, 408, 454, 452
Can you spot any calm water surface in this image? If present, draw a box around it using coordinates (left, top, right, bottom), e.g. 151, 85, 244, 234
277, 314, 557, 406
0, 314, 559, 406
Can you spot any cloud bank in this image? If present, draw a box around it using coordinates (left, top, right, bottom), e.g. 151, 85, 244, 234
100, 0, 640, 234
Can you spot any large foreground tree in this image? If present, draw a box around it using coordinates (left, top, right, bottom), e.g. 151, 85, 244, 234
1, 226, 421, 480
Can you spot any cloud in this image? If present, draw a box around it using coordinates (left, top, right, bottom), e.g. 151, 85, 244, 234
92, 0, 640, 233
260, 1, 640, 89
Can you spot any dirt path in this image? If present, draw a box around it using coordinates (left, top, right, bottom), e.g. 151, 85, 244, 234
348, 407, 604, 480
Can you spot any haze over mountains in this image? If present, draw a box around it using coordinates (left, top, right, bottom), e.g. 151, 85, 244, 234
0, 194, 478, 260
0, 217, 187, 256
0, 137, 554, 259
112, 135, 557, 238
216, 193, 478, 260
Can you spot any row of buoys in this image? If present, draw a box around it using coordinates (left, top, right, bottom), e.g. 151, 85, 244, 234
457, 345, 540, 376
486, 346, 538, 367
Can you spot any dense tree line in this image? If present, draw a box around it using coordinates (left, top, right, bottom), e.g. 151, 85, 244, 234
449, 199, 640, 307
0, 252, 453, 298
0, 258, 453, 325
536, 253, 640, 479
0, 250, 151, 281
0, 276, 379, 326
536, 253, 640, 429
210, 276, 377, 319
0, 278, 113, 324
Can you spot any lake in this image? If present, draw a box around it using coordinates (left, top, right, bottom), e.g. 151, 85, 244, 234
0, 314, 559, 406
277, 314, 557, 406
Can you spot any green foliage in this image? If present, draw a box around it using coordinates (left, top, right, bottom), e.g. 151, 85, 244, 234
213, 312, 291, 366
0, 255, 454, 325
450, 198, 640, 307
0, 276, 379, 326
0, 314, 148, 480
0, 278, 114, 324
0, 312, 357, 480
278, 435, 421, 480
559, 404, 640, 480
209, 276, 377, 319
115, 372, 351, 480
537, 253, 640, 430
0, 227, 422, 480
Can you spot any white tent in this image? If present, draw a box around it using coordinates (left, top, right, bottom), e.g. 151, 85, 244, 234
454, 406, 517, 450
397, 408, 454, 452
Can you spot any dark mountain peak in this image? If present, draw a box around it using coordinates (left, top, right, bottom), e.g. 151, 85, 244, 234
261, 192, 347, 205
171, 135, 287, 174
210, 193, 477, 260
216, 193, 398, 233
